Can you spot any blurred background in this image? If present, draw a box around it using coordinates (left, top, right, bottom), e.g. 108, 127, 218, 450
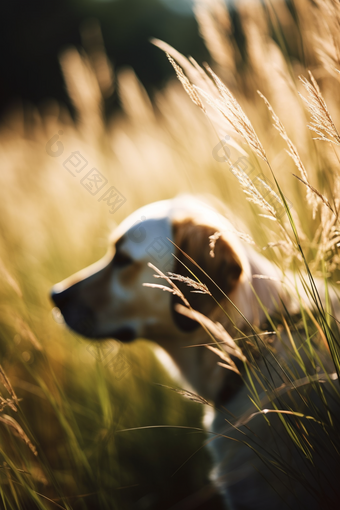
1, 0, 340, 508
0, 0, 210, 118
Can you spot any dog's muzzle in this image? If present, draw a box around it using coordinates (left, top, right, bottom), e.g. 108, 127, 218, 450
50, 286, 97, 338
50, 287, 137, 342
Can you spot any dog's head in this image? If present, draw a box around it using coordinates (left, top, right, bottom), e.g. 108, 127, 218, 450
51, 197, 248, 344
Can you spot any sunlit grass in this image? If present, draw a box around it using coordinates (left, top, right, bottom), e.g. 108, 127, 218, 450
1, 0, 340, 507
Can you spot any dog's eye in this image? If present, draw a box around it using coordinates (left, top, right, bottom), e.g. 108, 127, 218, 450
114, 251, 133, 267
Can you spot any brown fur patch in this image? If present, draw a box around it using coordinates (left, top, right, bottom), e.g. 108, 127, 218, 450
171, 218, 243, 326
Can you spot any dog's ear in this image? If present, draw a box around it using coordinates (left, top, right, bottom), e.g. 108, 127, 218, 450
171, 219, 243, 332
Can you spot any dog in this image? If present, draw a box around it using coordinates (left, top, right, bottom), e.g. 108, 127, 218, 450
51, 196, 340, 510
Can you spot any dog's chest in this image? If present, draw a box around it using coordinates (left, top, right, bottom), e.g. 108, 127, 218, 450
204, 345, 340, 510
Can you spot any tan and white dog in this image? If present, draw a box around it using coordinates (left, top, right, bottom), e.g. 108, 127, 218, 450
51, 196, 340, 510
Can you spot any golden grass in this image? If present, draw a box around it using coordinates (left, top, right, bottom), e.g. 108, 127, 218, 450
1, 0, 340, 507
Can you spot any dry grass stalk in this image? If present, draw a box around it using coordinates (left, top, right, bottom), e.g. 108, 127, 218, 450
0, 415, 37, 456
144, 263, 191, 307
230, 230, 255, 245
315, 36, 340, 79
239, 10, 269, 87
252, 274, 280, 282
0, 397, 18, 413
143, 283, 176, 294
59, 48, 101, 111
59, 48, 103, 135
188, 56, 220, 98
164, 57, 277, 219
207, 346, 242, 375
0, 366, 18, 403
145, 265, 243, 369
293, 174, 335, 215
194, 0, 236, 73
80, 19, 114, 99
118, 68, 154, 124
311, 203, 340, 271
15, 316, 42, 351
299, 71, 340, 146
198, 65, 267, 162
144, 264, 245, 372
210, 230, 255, 254
264, 240, 296, 257
176, 304, 246, 366
313, 0, 340, 77
152, 38, 206, 88
157, 384, 212, 406
166, 54, 206, 113
236, 408, 323, 429
166, 272, 212, 295
0, 366, 36, 456
258, 90, 320, 218
229, 161, 277, 219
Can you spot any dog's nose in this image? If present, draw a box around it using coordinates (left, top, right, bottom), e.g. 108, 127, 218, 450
50, 285, 72, 308
50, 285, 97, 337
50, 287, 60, 307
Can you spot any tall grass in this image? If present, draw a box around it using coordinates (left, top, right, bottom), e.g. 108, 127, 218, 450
157, 0, 340, 505
1, 0, 340, 507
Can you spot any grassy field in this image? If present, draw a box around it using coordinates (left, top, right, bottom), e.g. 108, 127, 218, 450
1, 0, 340, 508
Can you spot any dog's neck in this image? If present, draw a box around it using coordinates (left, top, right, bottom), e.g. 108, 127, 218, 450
156, 285, 250, 403
160, 331, 237, 403
158, 250, 297, 405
